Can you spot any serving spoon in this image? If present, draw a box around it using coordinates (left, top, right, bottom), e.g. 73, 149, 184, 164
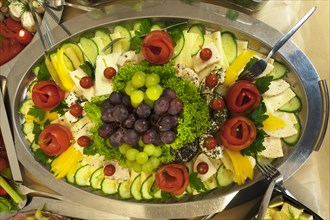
46, 0, 97, 12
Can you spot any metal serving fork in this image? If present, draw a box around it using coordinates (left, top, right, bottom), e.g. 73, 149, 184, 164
256, 161, 295, 220
238, 6, 316, 81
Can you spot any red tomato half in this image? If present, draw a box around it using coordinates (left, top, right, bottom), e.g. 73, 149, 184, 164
32, 80, 65, 111
219, 116, 257, 151
155, 163, 189, 196
142, 30, 174, 65
225, 80, 260, 114
38, 124, 73, 156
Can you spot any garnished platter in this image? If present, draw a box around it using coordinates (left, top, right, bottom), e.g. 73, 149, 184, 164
5, 0, 328, 219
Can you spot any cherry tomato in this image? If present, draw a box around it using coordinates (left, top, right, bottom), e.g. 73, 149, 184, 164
205, 72, 219, 88
142, 30, 174, 65
69, 103, 83, 117
225, 80, 260, 114
155, 163, 189, 196
104, 67, 117, 79
80, 76, 93, 89
203, 136, 217, 150
3, 18, 22, 32
0, 158, 9, 172
210, 97, 225, 111
219, 116, 257, 151
197, 162, 209, 174
77, 136, 91, 147
38, 124, 73, 156
0, 186, 8, 196
16, 29, 33, 46
199, 48, 212, 61
32, 80, 65, 111
104, 164, 116, 176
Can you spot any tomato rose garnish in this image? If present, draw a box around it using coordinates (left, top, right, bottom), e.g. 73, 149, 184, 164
38, 124, 73, 156
219, 116, 257, 151
142, 30, 174, 65
225, 80, 260, 114
155, 163, 189, 196
32, 80, 65, 111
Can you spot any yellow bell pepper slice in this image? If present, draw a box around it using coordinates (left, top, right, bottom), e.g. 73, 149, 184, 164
262, 113, 286, 131
45, 56, 64, 91
224, 50, 256, 86
51, 145, 75, 172
25, 111, 58, 124
56, 48, 75, 91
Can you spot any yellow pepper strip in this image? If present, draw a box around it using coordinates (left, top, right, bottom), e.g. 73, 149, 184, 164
45, 56, 65, 91
25, 111, 58, 124
55, 150, 83, 179
262, 113, 286, 131
56, 48, 75, 91
224, 149, 254, 185
51, 145, 75, 172
224, 50, 256, 86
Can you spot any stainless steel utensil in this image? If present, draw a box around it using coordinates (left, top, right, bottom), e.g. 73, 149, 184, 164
46, 0, 97, 12
238, 6, 317, 81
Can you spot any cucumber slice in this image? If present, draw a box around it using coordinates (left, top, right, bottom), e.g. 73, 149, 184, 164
74, 164, 92, 186
26, 81, 37, 99
90, 167, 105, 190
188, 24, 205, 56
61, 43, 84, 69
279, 95, 302, 113
216, 165, 234, 187
66, 164, 81, 184
172, 32, 185, 59
150, 23, 163, 31
95, 29, 111, 54
221, 32, 237, 65
141, 175, 154, 200
269, 61, 289, 80
19, 99, 34, 115
63, 53, 74, 72
282, 115, 301, 146
130, 174, 142, 200
203, 175, 218, 190
113, 25, 131, 52
118, 180, 132, 199
101, 178, 119, 195
22, 121, 35, 143
153, 189, 162, 199
79, 36, 98, 65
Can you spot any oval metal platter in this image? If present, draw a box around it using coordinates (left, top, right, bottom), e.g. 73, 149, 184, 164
5, 0, 328, 219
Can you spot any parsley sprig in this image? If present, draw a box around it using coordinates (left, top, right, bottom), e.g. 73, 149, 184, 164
189, 172, 207, 192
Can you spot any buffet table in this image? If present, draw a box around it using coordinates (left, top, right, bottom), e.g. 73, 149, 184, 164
1, 0, 329, 219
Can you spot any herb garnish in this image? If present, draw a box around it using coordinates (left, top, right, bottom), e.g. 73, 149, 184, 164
130, 19, 152, 53
255, 75, 273, 94
189, 172, 207, 192
27, 106, 46, 121
51, 101, 68, 116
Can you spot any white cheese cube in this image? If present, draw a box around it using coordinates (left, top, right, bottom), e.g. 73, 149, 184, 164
260, 137, 284, 158
117, 51, 144, 66
71, 116, 94, 139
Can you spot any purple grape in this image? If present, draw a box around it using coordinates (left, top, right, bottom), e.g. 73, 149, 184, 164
112, 104, 129, 123
98, 123, 117, 139
171, 115, 179, 128
150, 113, 160, 124
153, 133, 163, 146
163, 88, 176, 99
109, 92, 123, 105
136, 103, 151, 119
158, 115, 173, 131
134, 119, 151, 133
154, 97, 170, 115
109, 130, 125, 147
168, 98, 184, 115
123, 129, 139, 146
122, 93, 131, 107
101, 107, 115, 123
159, 131, 176, 144
102, 99, 113, 109
142, 128, 158, 144
123, 113, 138, 129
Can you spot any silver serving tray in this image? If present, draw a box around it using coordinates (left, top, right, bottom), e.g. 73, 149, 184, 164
4, 0, 329, 219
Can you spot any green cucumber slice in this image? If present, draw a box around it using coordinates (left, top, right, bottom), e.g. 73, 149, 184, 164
188, 24, 205, 56
90, 167, 105, 190
101, 178, 119, 195
221, 31, 237, 65
21, 121, 34, 138
216, 165, 234, 187
279, 95, 302, 113
61, 43, 84, 68
19, 99, 34, 115
113, 25, 131, 52
172, 32, 185, 59
79, 36, 98, 65
141, 175, 154, 200
74, 164, 92, 186
118, 180, 132, 199
282, 115, 301, 146
66, 164, 82, 184
130, 174, 142, 200
269, 61, 289, 80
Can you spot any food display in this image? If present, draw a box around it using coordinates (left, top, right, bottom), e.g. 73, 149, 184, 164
18, 19, 302, 201
0, 0, 45, 65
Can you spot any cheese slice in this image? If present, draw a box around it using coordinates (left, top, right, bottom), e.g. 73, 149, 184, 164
263, 79, 291, 97
71, 116, 94, 139
70, 68, 95, 102
260, 137, 284, 158
263, 111, 298, 138
263, 88, 296, 113
193, 153, 217, 182
193, 42, 221, 73
175, 31, 198, 68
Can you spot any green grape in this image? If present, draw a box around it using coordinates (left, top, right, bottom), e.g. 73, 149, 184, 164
105, 138, 111, 147
143, 144, 155, 156
149, 156, 160, 169
132, 71, 146, 89
125, 80, 136, 96
138, 138, 145, 147
146, 84, 163, 101
132, 161, 142, 173
145, 73, 160, 87
125, 148, 139, 161
144, 95, 154, 108
153, 147, 163, 157
125, 159, 135, 168
136, 152, 149, 165
130, 90, 144, 107
141, 161, 153, 173
119, 143, 132, 154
